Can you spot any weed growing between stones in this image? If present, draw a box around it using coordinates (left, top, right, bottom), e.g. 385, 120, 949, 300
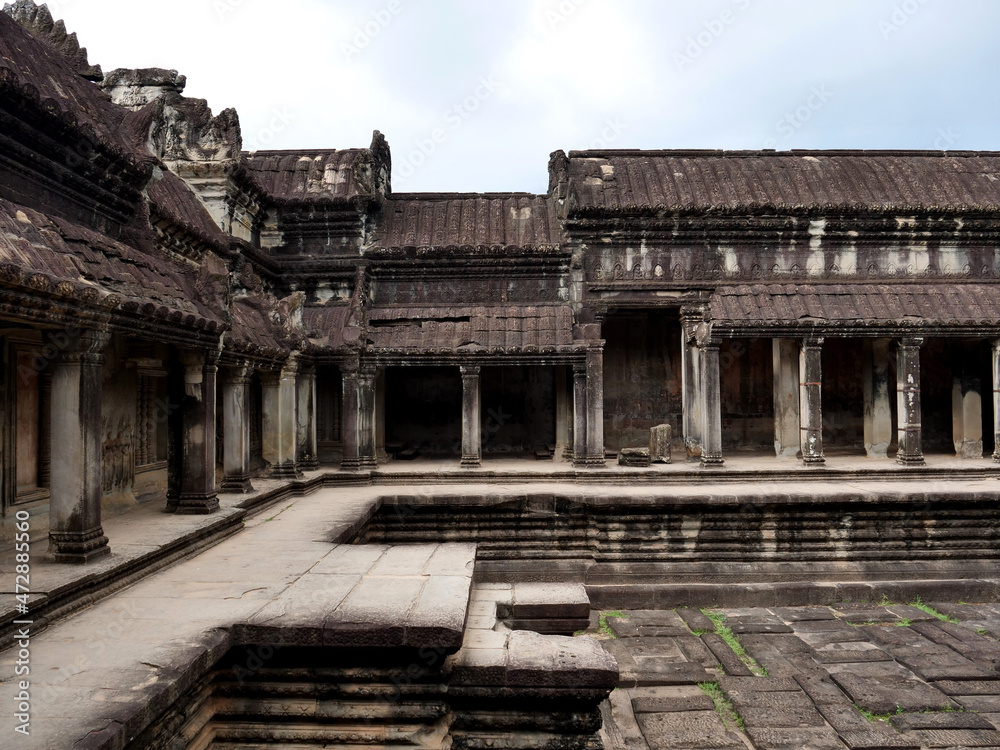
908, 597, 959, 623
698, 682, 744, 731
701, 609, 767, 677
855, 703, 902, 725
598, 611, 625, 638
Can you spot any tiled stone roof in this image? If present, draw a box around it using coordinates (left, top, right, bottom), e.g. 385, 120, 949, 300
0, 196, 226, 328
378, 194, 560, 250
566, 151, 1000, 214
710, 283, 1000, 327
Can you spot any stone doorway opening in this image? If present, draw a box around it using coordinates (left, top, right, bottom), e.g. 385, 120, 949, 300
385, 366, 462, 457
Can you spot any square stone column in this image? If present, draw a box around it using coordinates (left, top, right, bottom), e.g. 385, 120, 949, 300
952, 343, 983, 459
341, 359, 377, 471
375, 367, 388, 463
572, 362, 588, 468
799, 338, 825, 466
47, 330, 111, 563
262, 360, 301, 479
773, 338, 800, 459
863, 339, 893, 459
994, 340, 1000, 464
896, 336, 925, 466
681, 306, 705, 462
584, 345, 606, 467
168, 350, 221, 515
220, 363, 254, 493
461, 365, 482, 468
555, 365, 571, 460
296, 364, 319, 471
699, 339, 724, 468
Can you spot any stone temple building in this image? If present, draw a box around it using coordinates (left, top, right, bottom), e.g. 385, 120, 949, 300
4, 2, 1000, 748
4, 0, 1000, 555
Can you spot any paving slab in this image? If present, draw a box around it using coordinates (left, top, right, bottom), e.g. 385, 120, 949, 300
637, 710, 746, 749
678, 608, 715, 633
890, 711, 996, 731
831, 672, 957, 713
702, 633, 753, 677
837, 730, 921, 749
817, 703, 878, 733
905, 728, 1000, 747
719, 676, 800, 692
632, 688, 717, 714
937, 680, 1000, 696
771, 607, 837, 622
745, 726, 849, 750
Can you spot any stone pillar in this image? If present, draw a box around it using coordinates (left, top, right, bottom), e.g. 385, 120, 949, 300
699, 339, 724, 467
681, 307, 704, 462
461, 365, 482, 468
296, 365, 319, 471
262, 360, 300, 478
896, 337, 925, 466
375, 367, 388, 463
772, 339, 800, 459
555, 365, 571, 460
48, 330, 111, 563
863, 339, 893, 459
584, 345, 606, 466
993, 340, 1000, 464
170, 350, 220, 514
220, 363, 254, 493
799, 338, 825, 466
341, 359, 377, 471
572, 363, 588, 468
952, 343, 984, 459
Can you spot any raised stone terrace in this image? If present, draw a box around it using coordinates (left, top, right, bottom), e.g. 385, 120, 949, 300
2, 465, 1000, 748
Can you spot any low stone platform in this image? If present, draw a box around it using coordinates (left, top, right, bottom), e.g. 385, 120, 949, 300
0, 489, 616, 749
598, 603, 1000, 750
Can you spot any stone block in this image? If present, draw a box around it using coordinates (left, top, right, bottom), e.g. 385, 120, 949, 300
506, 631, 618, 688
618, 447, 651, 467
650, 424, 672, 464
511, 582, 590, 619
831, 672, 957, 714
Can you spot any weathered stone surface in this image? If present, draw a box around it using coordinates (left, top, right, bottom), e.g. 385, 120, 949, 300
678, 608, 716, 633
632, 694, 716, 714
831, 672, 957, 713
650, 424, 672, 464
619, 447, 652, 467
904, 728, 1000, 747
719, 676, 800, 692
890, 711, 995, 730
702, 632, 753, 676
745, 726, 849, 750
838, 730, 921, 749
511, 581, 589, 619
817, 703, 877, 733
771, 607, 837, 622
507, 631, 618, 688
637, 710, 746, 749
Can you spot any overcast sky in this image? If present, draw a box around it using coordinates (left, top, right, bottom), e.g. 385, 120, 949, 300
50, 0, 1000, 194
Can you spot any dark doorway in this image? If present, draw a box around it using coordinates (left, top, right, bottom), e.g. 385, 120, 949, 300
480, 366, 555, 455
386, 367, 462, 456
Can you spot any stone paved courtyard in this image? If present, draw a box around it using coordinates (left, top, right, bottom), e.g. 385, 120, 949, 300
596, 603, 1000, 750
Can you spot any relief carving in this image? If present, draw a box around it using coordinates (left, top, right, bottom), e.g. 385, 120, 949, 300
102, 416, 134, 494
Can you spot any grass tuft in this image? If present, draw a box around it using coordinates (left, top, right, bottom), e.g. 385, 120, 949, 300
699, 682, 744, 731
598, 610, 625, 638
909, 597, 959, 624
702, 609, 768, 677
